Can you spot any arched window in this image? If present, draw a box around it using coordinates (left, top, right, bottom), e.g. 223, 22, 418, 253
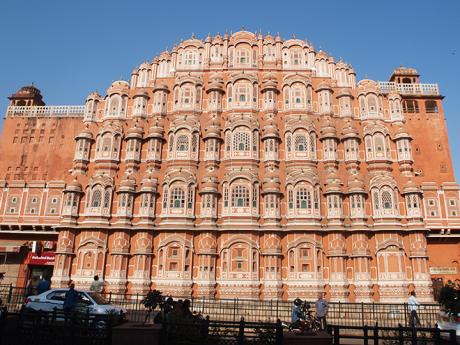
290, 49, 302, 66
91, 190, 101, 208
184, 50, 197, 65
236, 48, 250, 65
108, 95, 120, 117
170, 188, 185, 208
232, 185, 250, 207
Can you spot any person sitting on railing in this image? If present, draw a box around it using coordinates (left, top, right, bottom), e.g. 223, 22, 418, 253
408, 291, 421, 327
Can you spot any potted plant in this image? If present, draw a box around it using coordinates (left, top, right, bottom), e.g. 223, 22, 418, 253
112, 290, 165, 345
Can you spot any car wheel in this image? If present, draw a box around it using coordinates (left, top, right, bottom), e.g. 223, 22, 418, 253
93, 318, 107, 329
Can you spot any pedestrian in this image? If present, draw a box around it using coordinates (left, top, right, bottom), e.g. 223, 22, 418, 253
26, 276, 40, 296
37, 275, 51, 294
63, 283, 80, 313
408, 291, 421, 327
291, 298, 302, 323
89, 275, 105, 293
315, 293, 328, 331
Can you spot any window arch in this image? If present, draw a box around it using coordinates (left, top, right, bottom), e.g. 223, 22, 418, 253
91, 189, 102, 208
372, 186, 398, 217
162, 182, 195, 217
231, 185, 250, 207
226, 127, 259, 159
287, 183, 320, 217
223, 179, 259, 216
168, 129, 199, 160
365, 133, 389, 161
235, 48, 250, 66
170, 187, 185, 208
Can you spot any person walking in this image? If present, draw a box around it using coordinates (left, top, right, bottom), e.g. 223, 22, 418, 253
408, 291, 421, 327
63, 283, 80, 313
315, 293, 329, 331
37, 275, 51, 294
89, 275, 105, 293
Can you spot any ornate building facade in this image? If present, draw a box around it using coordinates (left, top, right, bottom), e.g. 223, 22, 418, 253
0, 31, 459, 302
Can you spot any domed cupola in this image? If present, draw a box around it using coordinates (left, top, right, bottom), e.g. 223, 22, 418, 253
346, 175, 367, 220
402, 179, 422, 219
73, 124, 94, 172
145, 121, 164, 164
324, 172, 344, 222
62, 178, 83, 220
84, 92, 101, 122
261, 166, 282, 221
132, 89, 150, 118
125, 122, 144, 165
203, 118, 222, 162
320, 118, 338, 165
394, 125, 413, 175
104, 80, 129, 120
341, 120, 361, 171
116, 174, 136, 219
199, 167, 219, 220
262, 121, 280, 162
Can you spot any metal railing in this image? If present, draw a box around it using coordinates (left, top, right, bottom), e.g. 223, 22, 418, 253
0, 285, 441, 327
6, 105, 85, 118
328, 323, 457, 345
378, 82, 440, 96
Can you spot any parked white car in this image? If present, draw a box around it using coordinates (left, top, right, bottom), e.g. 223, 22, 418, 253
437, 310, 460, 336
24, 288, 126, 324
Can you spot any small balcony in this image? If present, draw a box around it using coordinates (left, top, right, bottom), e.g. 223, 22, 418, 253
378, 82, 440, 96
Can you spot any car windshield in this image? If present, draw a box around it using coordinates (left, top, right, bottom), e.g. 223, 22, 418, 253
87, 292, 110, 305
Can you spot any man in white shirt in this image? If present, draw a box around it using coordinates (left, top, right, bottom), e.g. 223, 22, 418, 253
408, 291, 421, 327
90, 275, 105, 293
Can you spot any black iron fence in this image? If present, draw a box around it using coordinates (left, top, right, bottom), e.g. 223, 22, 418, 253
0, 284, 441, 327
2, 308, 113, 345
328, 323, 458, 345
161, 317, 283, 345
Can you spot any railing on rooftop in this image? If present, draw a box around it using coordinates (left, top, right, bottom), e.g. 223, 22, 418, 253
378, 82, 440, 96
6, 105, 85, 118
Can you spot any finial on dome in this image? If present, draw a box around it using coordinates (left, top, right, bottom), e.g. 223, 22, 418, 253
191, 32, 195, 39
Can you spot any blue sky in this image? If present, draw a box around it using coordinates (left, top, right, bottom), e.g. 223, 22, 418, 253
0, 0, 459, 177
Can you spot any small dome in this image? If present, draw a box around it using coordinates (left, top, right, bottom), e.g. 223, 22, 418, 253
320, 119, 337, 139
204, 120, 222, 139
336, 88, 353, 98
262, 170, 281, 194
394, 126, 411, 140
133, 89, 149, 98
402, 180, 420, 194
126, 123, 144, 139
262, 122, 280, 139
67, 178, 82, 192
147, 122, 164, 139
75, 125, 93, 140
153, 83, 169, 92
139, 62, 151, 70
316, 81, 333, 92
324, 172, 343, 194
347, 176, 366, 194
119, 175, 136, 191
86, 91, 101, 101
107, 80, 129, 95
341, 121, 359, 139
140, 175, 158, 192
200, 170, 219, 193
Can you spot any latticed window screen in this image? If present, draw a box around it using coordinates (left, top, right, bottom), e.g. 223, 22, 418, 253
382, 190, 393, 209
233, 132, 250, 151
91, 190, 101, 207
104, 190, 111, 208
373, 191, 380, 209
231, 185, 250, 207
286, 135, 292, 152
191, 134, 198, 153
176, 135, 189, 151
170, 188, 185, 208
295, 134, 307, 152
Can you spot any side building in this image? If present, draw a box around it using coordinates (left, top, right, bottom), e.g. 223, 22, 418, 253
0, 31, 458, 302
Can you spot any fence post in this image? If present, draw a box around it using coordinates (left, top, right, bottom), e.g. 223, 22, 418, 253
411, 322, 417, 345
363, 325, 368, 345
109, 291, 112, 303
404, 303, 407, 327
233, 298, 237, 322
373, 322, 379, 345
361, 302, 365, 327
276, 299, 279, 319
398, 323, 404, 345
7, 284, 12, 303
276, 319, 283, 345
449, 329, 457, 345
333, 325, 340, 345
433, 324, 440, 345
238, 317, 245, 345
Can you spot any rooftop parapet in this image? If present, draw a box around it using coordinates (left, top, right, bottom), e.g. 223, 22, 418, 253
6, 105, 85, 118
378, 82, 440, 96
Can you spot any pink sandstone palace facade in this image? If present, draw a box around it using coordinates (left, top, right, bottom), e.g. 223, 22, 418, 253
0, 31, 459, 303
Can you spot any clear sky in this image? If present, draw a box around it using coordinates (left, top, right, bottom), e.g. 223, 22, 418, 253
0, 0, 459, 177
